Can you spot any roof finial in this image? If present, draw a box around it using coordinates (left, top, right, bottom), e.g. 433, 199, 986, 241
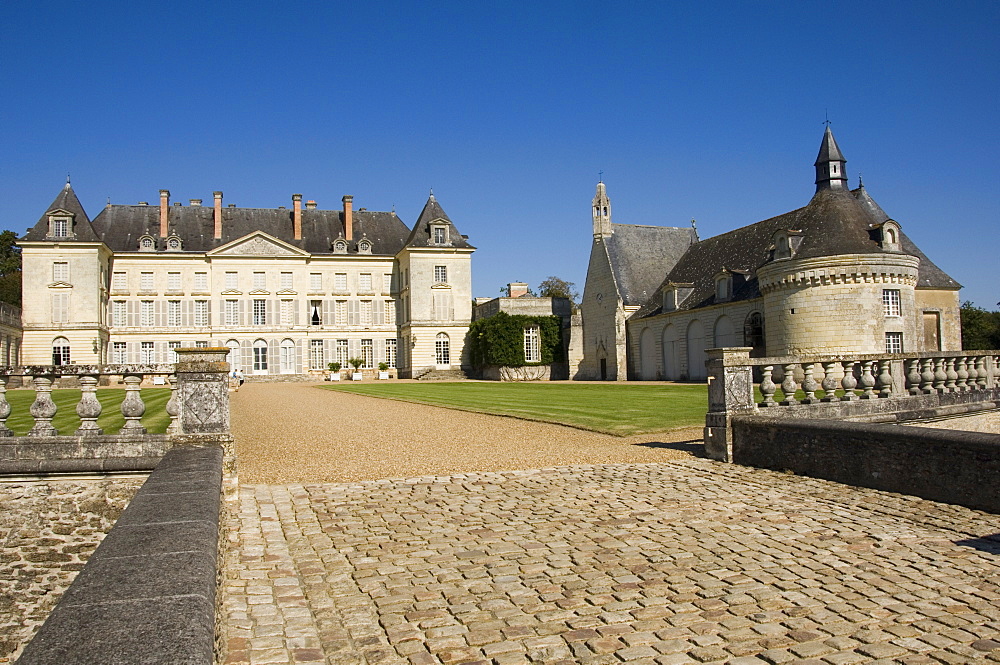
691, 218, 697, 230
598, 169, 604, 183
429, 187, 434, 197
391, 203, 396, 214
823, 110, 831, 128
65, 173, 71, 187
858, 171, 864, 188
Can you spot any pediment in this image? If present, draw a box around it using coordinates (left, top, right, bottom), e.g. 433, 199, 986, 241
48, 281, 73, 289
46, 208, 76, 217
276, 288, 297, 296
208, 232, 309, 257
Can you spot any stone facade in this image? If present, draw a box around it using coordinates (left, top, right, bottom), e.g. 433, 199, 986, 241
19, 185, 475, 378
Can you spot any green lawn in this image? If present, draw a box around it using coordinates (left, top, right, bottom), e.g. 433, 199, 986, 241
4, 388, 172, 436
322, 382, 708, 436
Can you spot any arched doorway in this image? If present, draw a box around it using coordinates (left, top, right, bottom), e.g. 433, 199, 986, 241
280, 339, 296, 374
713, 315, 736, 348
743, 311, 765, 357
686, 320, 707, 380
435, 333, 450, 369
661, 324, 679, 380
226, 340, 241, 372
52, 337, 71, 365
252, 339, 269, 374
639, 328, 657, 380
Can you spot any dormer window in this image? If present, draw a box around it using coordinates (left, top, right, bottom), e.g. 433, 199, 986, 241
165, 235, 182, 251
773, 232, 790, 259
139, 235, 155, 251
333, 238, 348, 254
358, 238, 372, 254
879, 219, 902, 252
715, 273, 731, 302
663, 288, 677, 312
432, 225, 448, 245
52, 218, 69, 237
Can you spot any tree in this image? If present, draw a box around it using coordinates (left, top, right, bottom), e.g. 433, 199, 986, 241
0, 230, 21, 306
960, 301, 1000, 350
537, 276, 579, 305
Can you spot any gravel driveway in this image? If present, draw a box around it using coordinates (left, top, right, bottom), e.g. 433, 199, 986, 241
230, 382, 702, 483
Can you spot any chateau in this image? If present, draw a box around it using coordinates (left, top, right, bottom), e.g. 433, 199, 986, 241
580, 128, 962, 381
19, 186, 474, 377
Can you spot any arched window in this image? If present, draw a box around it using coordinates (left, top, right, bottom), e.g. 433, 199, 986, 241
52, 337, 71, 365
226, 340, 241, 371
252, 339, 268, 373
523, 325, 540, 363
333, 239, 348, 254
280, 339, 296, 374
358, 238, 372, 254
743, 312, 765, 356
139, 235, 155, 251
435, 332, 450, 366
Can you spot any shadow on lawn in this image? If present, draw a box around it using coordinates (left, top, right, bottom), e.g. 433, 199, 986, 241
633, 439, 706, 457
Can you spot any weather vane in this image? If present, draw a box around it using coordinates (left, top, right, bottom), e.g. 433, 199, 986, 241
823, 110, 831, 128
598, 170, 604, 182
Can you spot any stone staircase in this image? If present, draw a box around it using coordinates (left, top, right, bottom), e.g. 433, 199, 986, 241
415, 368, 469, 381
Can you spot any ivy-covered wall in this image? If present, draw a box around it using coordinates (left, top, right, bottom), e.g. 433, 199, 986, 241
466, 311, 564, 368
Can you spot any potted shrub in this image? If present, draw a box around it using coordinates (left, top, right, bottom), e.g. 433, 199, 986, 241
348, 357, 364, 380
328, 362, 342, 381
378, 362, 390, 380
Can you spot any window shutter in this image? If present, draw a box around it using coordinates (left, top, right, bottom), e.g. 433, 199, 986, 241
155, 300, 165, 327
295, 340, 304, 372
349, 300, 360, 326
239, 299, 245, 326
292, 301, 299, 326
374, 300, 384, 326
270, 300, 277, 326
349, 339, 359, 358
128, 300, 137, 327
322, 299, 332, 326
183, 300, 192, 326
129, 341, 139, 364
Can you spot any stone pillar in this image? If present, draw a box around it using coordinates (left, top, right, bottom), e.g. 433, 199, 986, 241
704, 347, 755, 462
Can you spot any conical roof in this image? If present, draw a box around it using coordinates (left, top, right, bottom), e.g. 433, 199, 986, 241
814, 126, 846, 165
403, 193, 475, 249
22, 182, 101, 242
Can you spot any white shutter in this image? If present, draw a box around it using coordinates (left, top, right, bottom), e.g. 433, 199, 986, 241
374, 299, 384, 326
349, 300, 360, 326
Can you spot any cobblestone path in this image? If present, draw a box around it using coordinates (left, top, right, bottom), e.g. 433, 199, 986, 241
221, 460, 1000, 665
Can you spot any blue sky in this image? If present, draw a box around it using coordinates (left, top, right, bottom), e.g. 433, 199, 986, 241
2, 1, 997, 307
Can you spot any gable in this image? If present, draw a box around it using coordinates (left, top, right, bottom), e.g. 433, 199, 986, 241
208, 232, 309, 257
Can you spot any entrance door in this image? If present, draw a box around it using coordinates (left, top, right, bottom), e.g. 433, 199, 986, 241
435, 333, 451, 369
252, 339, 269, 374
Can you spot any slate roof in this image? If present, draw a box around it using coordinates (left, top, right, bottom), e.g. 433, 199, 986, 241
23, 183, 102, 242
606, 224, 698, 307
403, 194, 475, 250
815, 126, 846, 165
633, 186, 960, 320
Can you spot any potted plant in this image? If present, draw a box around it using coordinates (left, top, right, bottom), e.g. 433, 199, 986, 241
328, 362, 342, 381
378, 362, 390, 380
348, 357, 364, 380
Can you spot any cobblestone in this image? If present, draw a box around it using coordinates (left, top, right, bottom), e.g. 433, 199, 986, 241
0, 476, 143, 662
221, 459, 1000, 664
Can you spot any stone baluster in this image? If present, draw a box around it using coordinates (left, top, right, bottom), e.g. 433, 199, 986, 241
840, 360, 858, 401
859, 360, 877, 399
932, 358, 947, 393
0, 377, 12, 437
944, 358, 958, 393
759, 365, 777, 407
965, 355, 978, 389
975, 356, 988, 389
956, 356, 969, 391
877, 360, 893, 398
920, 358, 935, 394
119, 374, 147, 435
906, 359, 922, 395
821, 362, 840, 402
28, 376, 58, 436
75, 375, 103, 436
166, 374, 180, 435
800, 363, 819, 404
779, 363, 798, 406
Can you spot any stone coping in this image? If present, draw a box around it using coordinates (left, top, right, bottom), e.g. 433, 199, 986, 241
16, 445, 223, 665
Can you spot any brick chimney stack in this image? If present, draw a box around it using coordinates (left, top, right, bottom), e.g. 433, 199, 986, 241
292, 194, 303, 240
159, 189, 170, 237
342, 195, 353, 242
305, 200, 317, 210
213, 191, 223, 239
507, 282, 530, 298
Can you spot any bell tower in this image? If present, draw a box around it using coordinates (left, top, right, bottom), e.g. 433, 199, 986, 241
592, 180, 612, 237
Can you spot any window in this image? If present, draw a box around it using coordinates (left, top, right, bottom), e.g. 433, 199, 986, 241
281, 300, 293, 325
358, 239, 372, 254
140, 300, 154, 327
885, 332, 903, 354
195, 340, 208, 348
310, 300, 322, 326
310, 273, 323, 292
335, 300, 347, 325
280, 272, 293, 290
225, 300, 239, 326
226, 340, 241, 371
112, 301, 126, 327
435, 333, 450, 365
168, 341, 181, 363
140, 341, 155, 363
385, 338, 397, 368
334, 273, 347, 291
52, 337, 70, 365
434, 265, 448, 283
194, 300, 209, 326
194, 272, 208, 291
140, 236, 154, 251
281, 339, 296, 373
166, 237, 181, 251
167, 300, 181, 326
383, 274, 392, 293
384, 300, 396, 325
524, 325, 541, 363
433, 292, 453, 321
883, 289, 901, 317
253, 272, 266, 290
53, 262, 69, 282
225, 272, 238, 290
167, 272, 181, 291
253, 339, 268, 372
112, 271, 127, 290
361, 339, 374, 368
253, 299, 267, 325
52, 218, 69, 237
715, 277, 729, 301
333, 239, 348, 254
335, 339, 349, 366
310, 339, 324, 370
743, 312, 765, 353
359, 273, 372, 292
112, 342, 127, 363
433, 226, 446, 244
140, 272, 154, 291
360, 300, 373, 326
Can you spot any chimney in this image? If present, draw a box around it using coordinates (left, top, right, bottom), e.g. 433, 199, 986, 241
292, 194, 302, 240
342, 195, 353, 242
213, 191, 223, 239
305, 200, 317, 210
507, 282, 529, 298
159, 189, 170, 237
190, 199, 202, 207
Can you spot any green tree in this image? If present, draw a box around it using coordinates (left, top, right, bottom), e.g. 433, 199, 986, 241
0, 230, 21, 306
960, 301, 1000, 350
537, 276, 579, 305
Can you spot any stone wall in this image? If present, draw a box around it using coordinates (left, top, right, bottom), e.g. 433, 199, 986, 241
901, 408, 1000, 434
578, 239, 626, 380
730, 415, 1000, 512
0, 477, 143, 662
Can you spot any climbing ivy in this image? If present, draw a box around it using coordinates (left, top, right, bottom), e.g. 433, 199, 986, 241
466, 312, 564, 368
